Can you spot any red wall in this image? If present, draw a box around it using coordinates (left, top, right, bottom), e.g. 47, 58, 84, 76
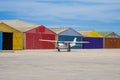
26, 25, 56, 49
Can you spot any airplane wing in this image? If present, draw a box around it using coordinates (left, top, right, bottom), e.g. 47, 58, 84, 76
62, 41, 90, 43
39, 39, 58, 42
39, 39, 72, 43
73, 41, 90, 43
39, 39, 90, 43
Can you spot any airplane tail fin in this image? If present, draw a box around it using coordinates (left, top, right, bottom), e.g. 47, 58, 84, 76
73, 37, 77, 43
70, 37, 77, 47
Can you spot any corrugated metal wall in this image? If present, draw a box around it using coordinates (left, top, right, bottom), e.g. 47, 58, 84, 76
0, 32, 3, 50
26, 26, 56, 49
104, 38, 120, 48
82, 37, 103, 49
13, 32, 23, 50
58, 28, 82, 49
0, 23, 23, 50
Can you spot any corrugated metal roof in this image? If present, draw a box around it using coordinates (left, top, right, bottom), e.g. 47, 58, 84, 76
99, 32, 113, 37
49, 28, 69, 34
77, 30, 92, 36
99, 32, 120, 37
0, 20, 39, 32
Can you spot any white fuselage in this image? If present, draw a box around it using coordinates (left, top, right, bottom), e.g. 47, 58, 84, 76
58, 38, 77, 49
58, 43, 76, 48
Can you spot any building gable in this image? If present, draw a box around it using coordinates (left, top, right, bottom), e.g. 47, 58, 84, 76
59, 28, 82, 36
26, 25, 56, 35
84, 30, 102, 37
78, 30, 102, 37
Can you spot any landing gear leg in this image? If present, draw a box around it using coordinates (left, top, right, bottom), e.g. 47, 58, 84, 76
67, 43, 71, 52
58, 48, 60, 52
57, 42, 60, 52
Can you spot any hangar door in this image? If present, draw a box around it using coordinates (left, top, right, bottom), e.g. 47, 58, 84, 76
3, 32, 13, 50
104, 38, 120, 48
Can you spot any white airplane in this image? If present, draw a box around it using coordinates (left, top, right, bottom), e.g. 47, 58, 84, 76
39, 37, 89, 52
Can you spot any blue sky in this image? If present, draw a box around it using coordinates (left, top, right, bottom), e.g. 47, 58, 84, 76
0, 0, 120, 34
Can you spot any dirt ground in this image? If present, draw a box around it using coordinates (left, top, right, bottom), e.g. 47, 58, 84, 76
0, 49, 120, 80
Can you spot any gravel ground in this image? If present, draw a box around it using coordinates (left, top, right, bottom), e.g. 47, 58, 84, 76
0, 49, 120, 80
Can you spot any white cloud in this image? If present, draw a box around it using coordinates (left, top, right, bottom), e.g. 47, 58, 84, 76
76, 0, 120, 3
0, 0, 120, 22
0, 0, 120, 34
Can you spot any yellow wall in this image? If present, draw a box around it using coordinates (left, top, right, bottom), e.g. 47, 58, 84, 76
13, 32, 23, 50
0, 23, 23, 50
84, 30, 102, 37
